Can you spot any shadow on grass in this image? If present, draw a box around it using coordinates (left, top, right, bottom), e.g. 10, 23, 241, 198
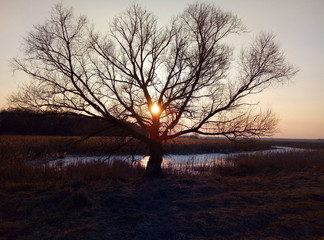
0, 150, 324, 239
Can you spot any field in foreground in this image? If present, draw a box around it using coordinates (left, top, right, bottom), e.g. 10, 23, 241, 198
1, 144, 324, 239
1, 171, 323, 240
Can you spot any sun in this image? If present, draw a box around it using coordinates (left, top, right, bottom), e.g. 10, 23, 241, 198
151, 103, 160, 114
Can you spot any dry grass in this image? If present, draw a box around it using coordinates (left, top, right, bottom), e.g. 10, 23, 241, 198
0, 135, 282, 160
228, 150, 324, 175
0, 155, 323, 239
1, 136, 324, 239
0, 158, 145, 183
0, 135, 141, 159
161, 150, 324, 178
2, 135, 323, 157
205, 150, 324, 177
1, 135, 323, 182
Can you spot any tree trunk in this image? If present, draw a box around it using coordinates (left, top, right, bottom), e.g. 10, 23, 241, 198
145, 141, 163, 177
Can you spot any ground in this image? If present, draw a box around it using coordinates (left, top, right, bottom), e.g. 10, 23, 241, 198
1, 136, 323, 239
1, 171, 323, 240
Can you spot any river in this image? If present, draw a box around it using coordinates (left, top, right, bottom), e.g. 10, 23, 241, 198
48, 146, 306, 168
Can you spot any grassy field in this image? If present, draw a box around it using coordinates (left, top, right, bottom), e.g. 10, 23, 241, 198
1, 135, 323, 160
0, 136, 324, 239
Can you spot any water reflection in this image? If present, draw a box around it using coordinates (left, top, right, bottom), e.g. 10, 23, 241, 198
49, 146, 306, 168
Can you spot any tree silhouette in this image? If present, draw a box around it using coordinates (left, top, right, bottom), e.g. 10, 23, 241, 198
10, 3, 297, 176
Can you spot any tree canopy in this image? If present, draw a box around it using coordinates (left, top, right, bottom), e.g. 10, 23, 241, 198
10, 3, 297, 176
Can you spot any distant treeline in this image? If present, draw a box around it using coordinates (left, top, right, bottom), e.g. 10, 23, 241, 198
0, 110, 134, 136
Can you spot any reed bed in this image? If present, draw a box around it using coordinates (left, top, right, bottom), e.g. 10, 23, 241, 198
0, 157, 145, 183
1, 147, 323, 183
0, 135, 285, 161
0, 135, 141, 160
163, 150, 324, 177
227, 150, 324, 174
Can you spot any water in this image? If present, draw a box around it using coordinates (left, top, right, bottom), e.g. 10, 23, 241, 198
48, 146, 306, 168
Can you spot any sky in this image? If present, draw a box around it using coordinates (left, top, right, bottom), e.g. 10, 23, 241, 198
0, 0, 323, 139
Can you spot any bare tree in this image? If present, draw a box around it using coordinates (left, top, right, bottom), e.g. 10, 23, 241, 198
10, 3, 297, 177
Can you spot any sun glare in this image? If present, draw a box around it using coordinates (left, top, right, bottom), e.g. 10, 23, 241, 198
151, 103, 160, 114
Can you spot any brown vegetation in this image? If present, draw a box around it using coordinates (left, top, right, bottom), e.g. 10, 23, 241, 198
0, 137, 323, 239
2, 135, 323, 161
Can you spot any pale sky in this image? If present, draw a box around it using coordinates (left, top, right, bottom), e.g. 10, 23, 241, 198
0, 0, 323, 139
